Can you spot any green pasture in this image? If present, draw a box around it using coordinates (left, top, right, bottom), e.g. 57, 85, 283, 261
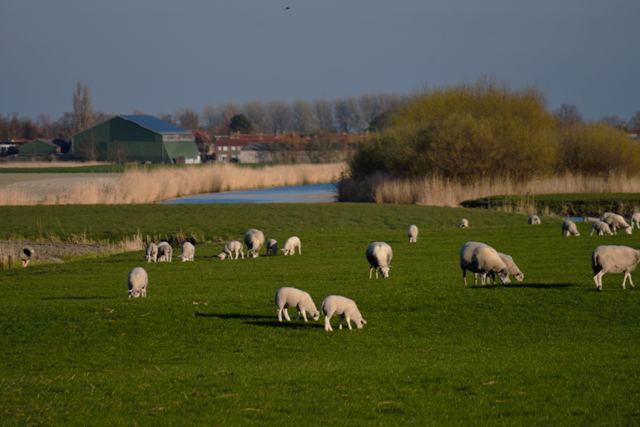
1, 204, 640, 425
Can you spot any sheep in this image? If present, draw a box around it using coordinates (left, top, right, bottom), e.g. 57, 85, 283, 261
460, 218, 470, 228
590, 220, 614, 236
244, 228, 265, 258
366, 241, 393, 279
180, 241, 195, 262
321, 295, 367, 332
128, 267, 148, 298
459, 241, 510, 286
145, 243, 158, 263
497, 253, 524, 282
632, 212, 640, 230
282, 236, 302, 256
266, 239, 278, 256
217, 240, 244, 260
274, 287, 320, 322
408, 224, 418, 243
20, 246, 34, 268
602, 212, 632, 235
562, 219, 581, 237
528, 215, 541, 225
592, 245, 640, 291
156, 241, 173, 262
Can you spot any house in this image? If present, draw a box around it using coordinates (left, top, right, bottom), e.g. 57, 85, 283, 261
213, 133, 286, 162
72, 115, 200, 164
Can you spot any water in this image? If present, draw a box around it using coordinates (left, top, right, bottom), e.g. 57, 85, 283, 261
162, 183, 337, 204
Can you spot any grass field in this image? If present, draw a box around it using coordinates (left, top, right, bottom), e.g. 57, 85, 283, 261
1, 204, 640, 425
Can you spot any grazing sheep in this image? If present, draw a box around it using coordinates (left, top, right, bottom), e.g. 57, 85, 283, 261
145, 243, 158, 263
156, 241, 172, 262
266, 239, 278, 256
321, 295, 367, 332
590, 220, 614, 236
180, 241, 195, 262
602, 212, 632, 235
366, 241, 393, 279
459, 241, 511, 286
497, 252, 524, 282
244, 228, 265, 258
592, 245, 640, 290
528, 215, 541, 225
562, 219, 581, 237
460, 218, 470, 228
632, 212, 640, 230
217, 240, 244, 260
128, 267, 148, 298
20, 246, 34, 268
408, 224, 418, 243
282, 236, 302, 256
274, 287, 320, 322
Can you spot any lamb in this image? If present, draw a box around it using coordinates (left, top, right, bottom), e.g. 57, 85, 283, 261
180, 241, 195, 262
145, 243, 158, 263
497, 252, 524, 282
632, 212, 640, 230
528, 215, 541, 225
366, 241, 393, 279
590, 220, 614, 236
244, 228, 265, 258
282, 236, 302, 256
602, 212, 632, 235
266, 239, 278, 256
408, 224, 418, 243
562, 219, 581, 237
156, 241, 172, 262
592, 245, 640, 291
128, 267, 148, 298
217, 240, 244, 260
460, 218, 470, 228
274, 287, 320, 322
459, 241, 511, 286
321, 295, 367, 332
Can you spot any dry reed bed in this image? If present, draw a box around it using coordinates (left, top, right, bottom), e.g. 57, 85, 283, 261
0, 163, 345, 205
363, 173, 640, 206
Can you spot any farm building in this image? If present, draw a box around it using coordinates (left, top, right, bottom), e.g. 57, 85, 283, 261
72, 115, 200, 164
18, 139, 60, 158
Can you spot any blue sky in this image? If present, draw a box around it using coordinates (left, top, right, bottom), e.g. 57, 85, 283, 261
1, 0, 638, 120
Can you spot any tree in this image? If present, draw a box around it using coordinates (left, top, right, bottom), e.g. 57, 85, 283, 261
600, 115, 626, 129
628, 111, 640, 131
554, 104, 582, 126
228, 114, 252, 133
291, 99, 318, 133
72, 81, 94, 133
175, 108, 199, 130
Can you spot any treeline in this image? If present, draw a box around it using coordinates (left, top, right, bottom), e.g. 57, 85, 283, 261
348, 80, 640, 184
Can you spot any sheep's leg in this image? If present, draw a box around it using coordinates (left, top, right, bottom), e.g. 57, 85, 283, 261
462, 269, 468, 287
629, 274, 635, 288
594, 271, 605, 291
241, 250, 245, 259
590, 228, 595, 236
324, 316, 333, 332
301, 310, 308, 322
298, 245, 302, 255
277, 308, 283, 322
622, 272, 629, 289
142, 287, 146, 298
346, 316, 353, 330
283, 308, 291, 322
369, 267, 374, 279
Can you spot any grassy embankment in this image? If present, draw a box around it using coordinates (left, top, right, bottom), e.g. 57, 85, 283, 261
1, 204, 640, 425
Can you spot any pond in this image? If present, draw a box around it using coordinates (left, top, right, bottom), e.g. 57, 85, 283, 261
162, 183, 337, 204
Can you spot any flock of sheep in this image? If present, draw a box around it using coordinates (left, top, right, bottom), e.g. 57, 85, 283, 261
127, 210, 640, 332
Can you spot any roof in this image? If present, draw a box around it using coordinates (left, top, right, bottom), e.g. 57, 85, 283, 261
120, 115, 190, 134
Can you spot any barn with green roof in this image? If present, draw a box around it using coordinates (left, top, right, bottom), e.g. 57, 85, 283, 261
72, 115, 200, 164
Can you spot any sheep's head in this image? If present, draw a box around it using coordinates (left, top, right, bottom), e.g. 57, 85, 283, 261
312, 311, 320, 321
497, 269, 511, 284
217, 252, 227, 260
357, 318, 367, 329
249, 250, 259, 258
129, 289, 141, 298
380, 266, 390, 278
514, 271, 525, 282
624, 226, 633, 235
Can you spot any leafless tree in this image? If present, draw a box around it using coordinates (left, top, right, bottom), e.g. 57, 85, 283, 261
313, 99, 335, 132
266, 101, 292, 133
628, 111, 640, 131
242, 101, 272, 133
175, 108, 199, 130
72, 81, 94, 133
554, 104, 582, 126
292, 99, 318, 133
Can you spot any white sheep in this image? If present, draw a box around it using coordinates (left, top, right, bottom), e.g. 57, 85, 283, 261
460, 218, 470, 228
217, 240, 244, 260
632, 212, 640, 230
592, 245, 640, 290
180, 241, 195, 262
274, 287, 320, 322
244, 228, 265, 258
590, 220, 614, 236
366, 241, 393, 279
128, 267, 148, 298
602, 212, 632, 235
321, 295, 367, 332
145, 243, 158, 263
408, 224, 418, 243
497, 252, 524, 282
156, 241, 172, 262
528, 215, 541, 225
282, 236, 302, 256
459, 241, 511, 286
562, 219, 581, 237
266, 239, 278, 256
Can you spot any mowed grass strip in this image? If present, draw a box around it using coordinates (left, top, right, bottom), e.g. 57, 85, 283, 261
1, 204, 640, 425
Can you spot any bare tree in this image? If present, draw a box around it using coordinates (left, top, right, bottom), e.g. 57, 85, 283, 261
242, 101, 272, 133
266, 101, 292, 133
292, 99, 318, 133
628, 111, 640, 131
554, 104, 582, 126
600, 115, 626, 129
72, 81, 94, 133
313, 99, 335, 132
175, 108, 199, 130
